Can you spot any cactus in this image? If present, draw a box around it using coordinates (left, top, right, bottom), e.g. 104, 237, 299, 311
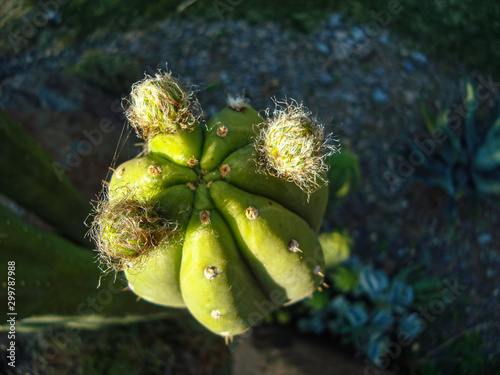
0, 109, 90, 246
0, 203, 170, 323
91, 70, 338, 339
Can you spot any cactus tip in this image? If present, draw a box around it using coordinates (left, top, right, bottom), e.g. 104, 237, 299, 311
125, 69, 202, 139
255, 99, 339, 195
90, 195, 178, 273
227, 93, 249, 112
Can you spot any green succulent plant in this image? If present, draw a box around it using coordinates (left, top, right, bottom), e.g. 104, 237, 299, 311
91, 70, 338, 339
418, 80, 500, 207
294, 255, 441, 368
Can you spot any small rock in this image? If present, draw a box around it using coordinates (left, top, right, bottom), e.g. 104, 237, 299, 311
351, 27, 365, 41
374, 67, 385, 77
328, 13, 342, 28
379, 31, 390, 44
372, 88, 389, 103
46, 10, 62, 25
442, 253, 452, 263
404, 90, 418, 105
333, 30, 349, 41
316, 42, 330, 55
477, 232, 492, 245
486, 267, 496, 279
403, 60, 414, 73
317, 70, 333, 84
399, 48, 409, 57
332, 40, 353, 61
219, 70, 230, 84
411, 51, 428, 65
341, 92, 359, 103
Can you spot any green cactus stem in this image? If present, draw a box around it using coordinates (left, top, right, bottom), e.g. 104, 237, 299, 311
0, 204, 169, 321
0, 109, 90, 246
200, 95, 263, 171
92, 72, 336, 338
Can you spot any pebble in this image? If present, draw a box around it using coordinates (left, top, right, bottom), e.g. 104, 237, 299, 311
372, 88, 389, 103
411, 51, 428, 65
404, 90, 417, 105
477, 232, 492, 245
328, 13, 342, 28
379, 31, 390, 45
333, 30, 349, 40
403, 60, 414, 73
317, 70, 333, 84
351, 27, 365, 41
486, 267, 496, 278
316, 42, 330, 55
374, 67, 385, 77
219, 70, 230, 84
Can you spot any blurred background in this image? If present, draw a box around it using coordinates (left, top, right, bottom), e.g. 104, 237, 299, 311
1, 0, 500, 374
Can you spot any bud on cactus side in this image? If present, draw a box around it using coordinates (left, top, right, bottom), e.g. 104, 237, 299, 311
92, 71, 338, 339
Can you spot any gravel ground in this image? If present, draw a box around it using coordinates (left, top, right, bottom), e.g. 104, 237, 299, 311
1, 12, 499, 373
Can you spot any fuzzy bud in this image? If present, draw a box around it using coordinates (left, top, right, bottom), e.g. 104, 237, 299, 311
125, 70, 201, 139
255, 100, 338, 195
91, 197, 178, 271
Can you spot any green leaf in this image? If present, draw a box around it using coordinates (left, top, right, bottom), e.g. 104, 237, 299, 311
326, 149, 361, 207
464, 80, 478, 155
319, 229, 353, 269
330, 265, 359, 293
474, 118, 500, 171
0, 109, 90, 245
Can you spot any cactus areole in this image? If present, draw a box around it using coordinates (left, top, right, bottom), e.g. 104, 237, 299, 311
92, 71, 336, 339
